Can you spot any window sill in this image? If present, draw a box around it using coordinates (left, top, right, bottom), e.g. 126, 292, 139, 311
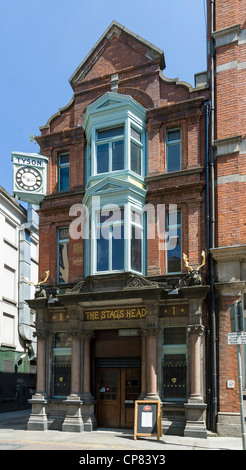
145, 166, 203, 182
2, 297, 17, 306
162, 400, 187, 406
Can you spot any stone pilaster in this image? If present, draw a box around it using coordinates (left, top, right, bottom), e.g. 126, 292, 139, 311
27, 322, 49, 431
62, 326, 84, 432
81, 330, 97, 431
180, 286, 209, 438
144, 299, 161, 401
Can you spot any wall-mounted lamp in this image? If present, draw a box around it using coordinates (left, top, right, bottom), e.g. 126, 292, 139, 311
167, 277, 181, 295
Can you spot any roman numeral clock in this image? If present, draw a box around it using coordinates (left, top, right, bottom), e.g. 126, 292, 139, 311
12, 152, 48, 204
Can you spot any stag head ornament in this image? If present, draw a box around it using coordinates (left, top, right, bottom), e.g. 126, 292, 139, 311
182, 251, 206, 286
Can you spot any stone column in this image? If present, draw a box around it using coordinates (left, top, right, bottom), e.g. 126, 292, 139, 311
81, 331, 97, 431
62, 330, 84, 432
82, 331, 94, 399
184, 322, 207, 438
27, 327, 48, 431
180, 286, 209, 438
71, 333, 82, 396
144, 299, 160, 400
138, 330, 147, 398
188, 324, 205, 401
35, 333, 47, 397
147, 330, 159, 399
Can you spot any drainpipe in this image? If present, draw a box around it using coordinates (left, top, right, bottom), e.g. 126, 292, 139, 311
209, 0, 217, 432
205, 100, 212, 430
19, 204, 39, 356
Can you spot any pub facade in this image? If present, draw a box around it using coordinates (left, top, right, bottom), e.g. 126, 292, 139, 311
26, 14, 242, 437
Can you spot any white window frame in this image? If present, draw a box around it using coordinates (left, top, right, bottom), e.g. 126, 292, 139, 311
90, 119, 145, 179
90, 202, 144, 276
93, 205, 125, 274
95, 125, 125, 175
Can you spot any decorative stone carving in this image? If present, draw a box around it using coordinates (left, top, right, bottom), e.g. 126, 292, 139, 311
187, 324, 205, 336
66, 272, 159, 294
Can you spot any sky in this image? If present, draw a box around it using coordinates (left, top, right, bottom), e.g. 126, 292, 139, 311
0, 0, 207, 197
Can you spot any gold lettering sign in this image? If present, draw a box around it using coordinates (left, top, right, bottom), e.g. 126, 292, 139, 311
84, 307, 146, 321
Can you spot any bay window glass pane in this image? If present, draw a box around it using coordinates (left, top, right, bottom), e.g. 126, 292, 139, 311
131, 128, 141, 143
131, 210, 142, 225
131, 226, 142, 272
98, 209, 124, 224
97, 143, 109, 173
112, 140, 124, 170
131, 141, 141, 175
112, 228, 124, 270
97, 127, 124, 140
97, 228, 109, 271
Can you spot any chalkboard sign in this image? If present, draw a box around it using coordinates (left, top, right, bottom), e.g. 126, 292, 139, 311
134, 400, 162, 440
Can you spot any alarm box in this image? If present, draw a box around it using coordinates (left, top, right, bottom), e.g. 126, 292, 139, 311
12, 152, 49, 204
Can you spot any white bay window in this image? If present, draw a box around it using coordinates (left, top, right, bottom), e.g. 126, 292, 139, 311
83, 92, 147, 277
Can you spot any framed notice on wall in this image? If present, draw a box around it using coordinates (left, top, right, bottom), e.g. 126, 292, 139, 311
134, 401, 162, 440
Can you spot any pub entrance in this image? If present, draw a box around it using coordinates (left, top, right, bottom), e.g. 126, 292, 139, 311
96, 366, 141, 428
92, 329, 142, 428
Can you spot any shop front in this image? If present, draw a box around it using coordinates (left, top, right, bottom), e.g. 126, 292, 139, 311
27, 272, 209, 437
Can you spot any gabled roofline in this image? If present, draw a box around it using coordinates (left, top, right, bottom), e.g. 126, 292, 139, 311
69, 20, 165, 85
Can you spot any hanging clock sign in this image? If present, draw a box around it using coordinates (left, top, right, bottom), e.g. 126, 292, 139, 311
12, 151, 48, 204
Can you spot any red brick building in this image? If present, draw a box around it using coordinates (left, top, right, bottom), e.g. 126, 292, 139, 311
207, 0, 246, 436
26, 0, 246, 437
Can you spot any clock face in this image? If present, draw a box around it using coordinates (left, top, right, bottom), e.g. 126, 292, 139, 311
15, 166, 42, 192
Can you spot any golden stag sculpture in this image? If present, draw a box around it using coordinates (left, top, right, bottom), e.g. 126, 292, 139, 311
183, 251, 206, 272
22, 270, 50, 286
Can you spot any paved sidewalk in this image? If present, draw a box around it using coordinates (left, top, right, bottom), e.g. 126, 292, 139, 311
0, 409, 244, 452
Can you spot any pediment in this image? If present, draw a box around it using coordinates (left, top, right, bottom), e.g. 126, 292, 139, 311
69, 21, 165, 86
97, 99, 121, 109
85, 91, 139, 116
87, 176, 129, 195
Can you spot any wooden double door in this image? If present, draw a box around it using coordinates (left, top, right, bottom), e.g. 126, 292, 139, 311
96, 367, 140, 428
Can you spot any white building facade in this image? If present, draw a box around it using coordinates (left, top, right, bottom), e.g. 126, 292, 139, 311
0, 186, 39, 410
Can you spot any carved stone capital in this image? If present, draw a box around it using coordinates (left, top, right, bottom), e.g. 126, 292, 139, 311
145, 298, 160, 329
34, 328, 49, 339
187, 324, 205, 336
34, 320, 50, 339
139, 327, 160, 337
81, 330, 95, 341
